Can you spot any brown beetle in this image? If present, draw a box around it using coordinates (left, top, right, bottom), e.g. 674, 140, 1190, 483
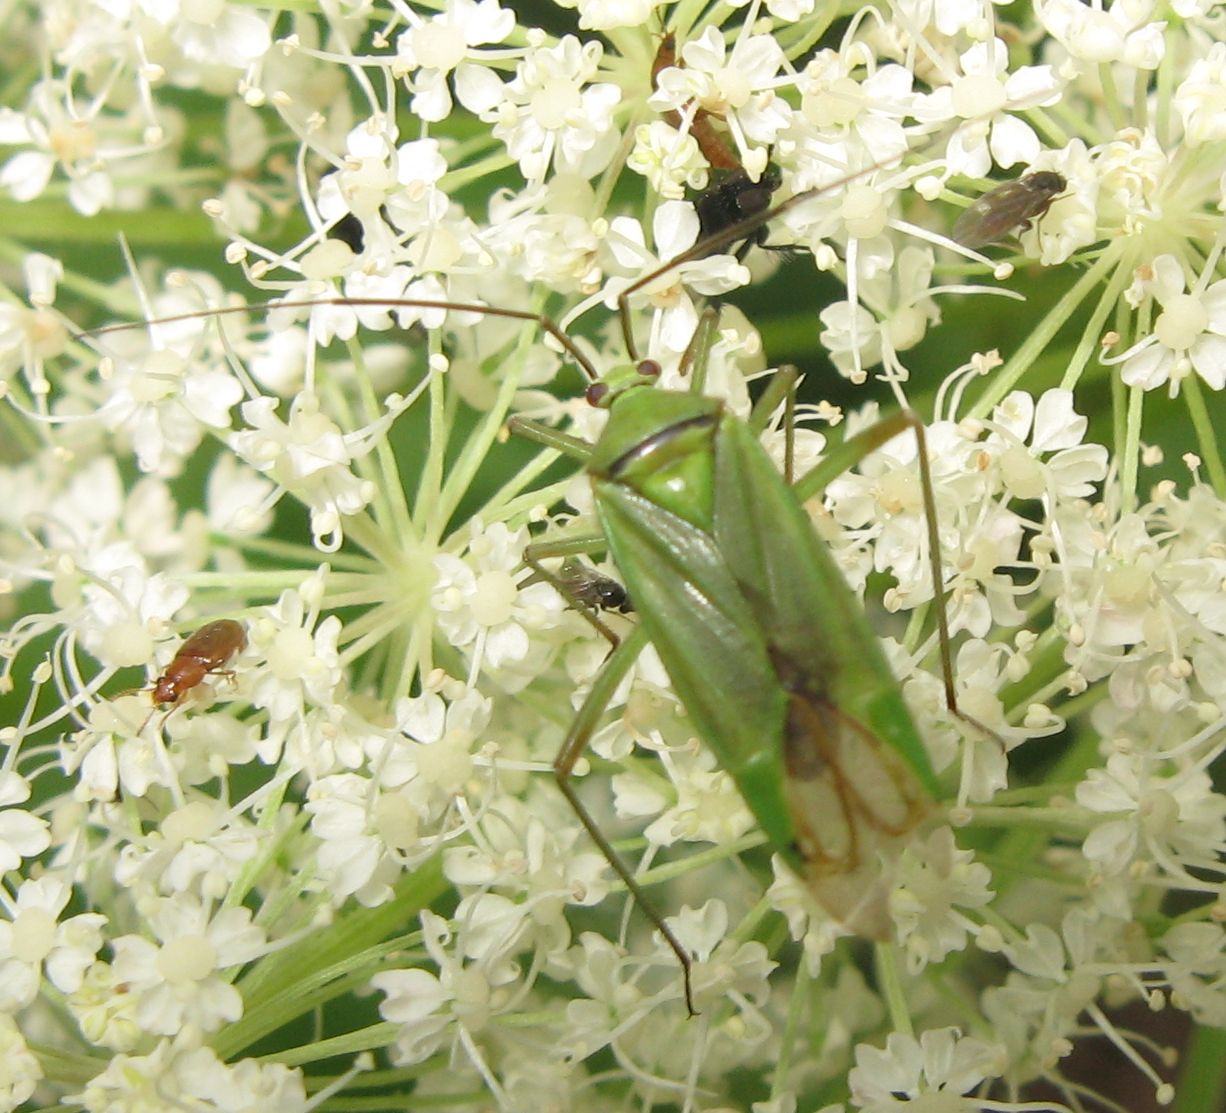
152, 619, 247, 707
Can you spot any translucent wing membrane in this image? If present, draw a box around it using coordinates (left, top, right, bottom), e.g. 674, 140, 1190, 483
952, 171, 1067, 249
781, 692, 929, 939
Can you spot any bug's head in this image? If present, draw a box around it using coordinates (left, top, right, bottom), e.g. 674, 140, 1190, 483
152, 676, 179, 706
738, 163, 782, 221
1026, 170, 1067, 194
585, 358, 661, 409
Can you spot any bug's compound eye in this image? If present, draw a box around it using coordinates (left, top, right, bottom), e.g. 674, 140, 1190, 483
586, 382, 610, 407
637, 359, 662, 379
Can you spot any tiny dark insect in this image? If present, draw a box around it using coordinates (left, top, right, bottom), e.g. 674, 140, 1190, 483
952, 170, 1067, 249
153, 618, 247, 707
558, 558, 634, 614
694, 165, 783, 249
652, 33, 782, 258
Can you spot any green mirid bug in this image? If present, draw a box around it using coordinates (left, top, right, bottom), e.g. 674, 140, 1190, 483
592, 384, 937, 922
511, 314, 970, 1010
83, 155, 969, 1013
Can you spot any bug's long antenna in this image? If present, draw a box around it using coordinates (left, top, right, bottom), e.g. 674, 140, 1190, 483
81, 297, 602, 383
80, 141, 921, 384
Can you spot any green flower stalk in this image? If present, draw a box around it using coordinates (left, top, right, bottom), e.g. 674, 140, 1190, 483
0, 1, 1225, 1111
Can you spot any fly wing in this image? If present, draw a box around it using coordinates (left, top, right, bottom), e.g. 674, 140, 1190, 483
952, 185, 1024, 248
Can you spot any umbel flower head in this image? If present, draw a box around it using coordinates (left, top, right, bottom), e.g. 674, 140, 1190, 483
0, 0, 1224, 1111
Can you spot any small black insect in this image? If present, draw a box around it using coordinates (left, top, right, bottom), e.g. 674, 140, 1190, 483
952, 170, 1067, 249
559, 559, 633, 614
695, 165, 783, 258
652, 32, 781, 259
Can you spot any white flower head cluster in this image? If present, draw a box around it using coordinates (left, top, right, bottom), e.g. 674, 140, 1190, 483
0, 0, 1225, 1110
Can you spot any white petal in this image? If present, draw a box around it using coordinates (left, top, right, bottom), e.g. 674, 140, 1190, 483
0, 151, 54, 202
988, 114, 1040, 168
454, 63, 504, 114
1190, 333, 1226, 389
1031, 389, 1086, 452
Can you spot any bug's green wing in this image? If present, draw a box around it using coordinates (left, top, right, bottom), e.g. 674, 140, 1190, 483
594, 480, 796, 853
712, 417, 940, 795
711, 415, 935, 938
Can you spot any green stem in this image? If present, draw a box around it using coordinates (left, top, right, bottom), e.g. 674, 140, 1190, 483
1184, 375, 1226, 497
970, 249, 1117, 417
1171, 1024, 1226, 1113
875, 942, 914, 1037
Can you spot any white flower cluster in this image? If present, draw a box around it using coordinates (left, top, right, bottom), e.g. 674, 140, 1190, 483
0, 0, 1224, 1110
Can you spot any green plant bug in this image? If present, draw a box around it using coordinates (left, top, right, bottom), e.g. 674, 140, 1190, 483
79, 152, 978, 1017
508, 310, 969, 1013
